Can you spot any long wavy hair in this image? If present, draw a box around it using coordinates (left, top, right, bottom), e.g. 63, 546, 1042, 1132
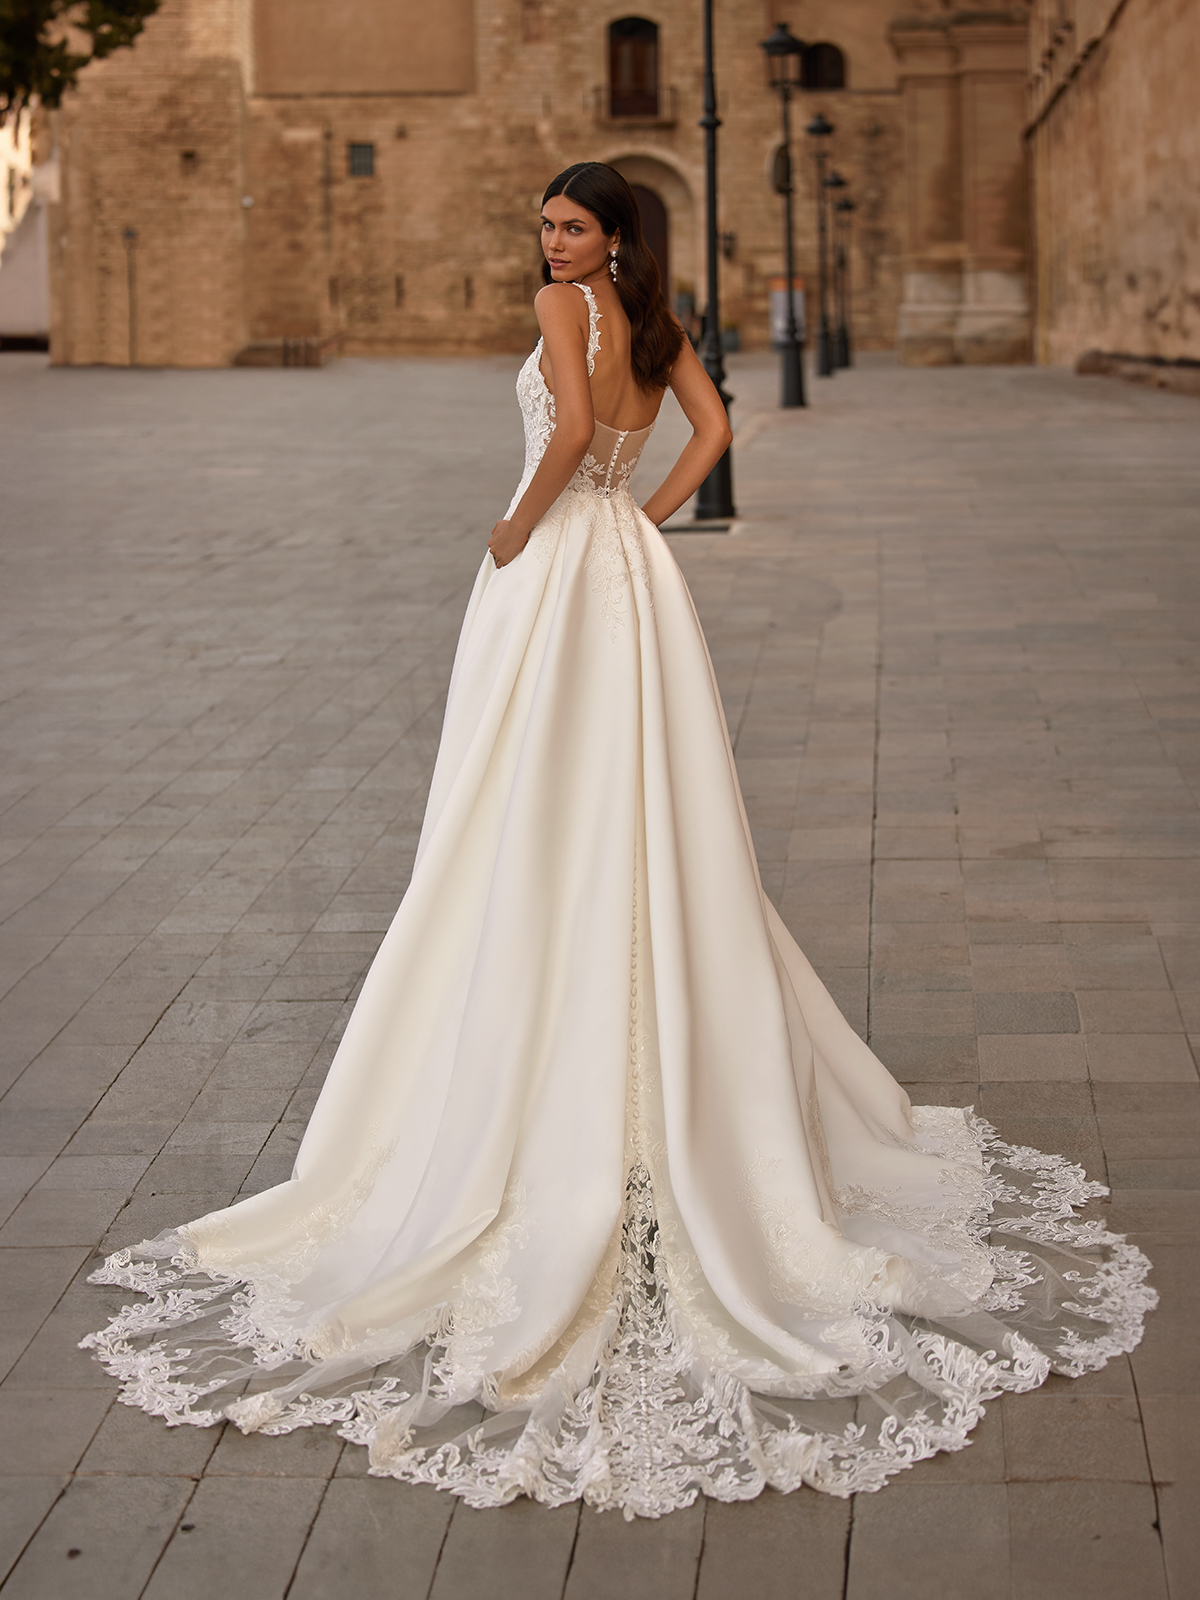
541, 163, 684, 394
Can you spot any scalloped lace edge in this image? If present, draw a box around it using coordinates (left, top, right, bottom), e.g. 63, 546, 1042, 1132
80, 1114, 1156, 1519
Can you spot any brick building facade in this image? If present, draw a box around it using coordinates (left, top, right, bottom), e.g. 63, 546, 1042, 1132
41, 0, 1035, 368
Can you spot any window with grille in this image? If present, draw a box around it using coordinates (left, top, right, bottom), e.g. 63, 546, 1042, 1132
609, 18, 658, 118
348, 143, 376, 177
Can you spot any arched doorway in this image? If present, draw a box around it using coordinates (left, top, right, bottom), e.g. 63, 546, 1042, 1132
631, 184, 668, 294
608, 155, 695, 320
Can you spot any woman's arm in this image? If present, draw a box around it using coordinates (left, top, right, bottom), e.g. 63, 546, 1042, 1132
487, 287, 595, 567
638, 337, 734, 528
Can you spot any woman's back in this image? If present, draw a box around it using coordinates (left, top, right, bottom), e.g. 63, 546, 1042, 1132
539, 278, 663, 434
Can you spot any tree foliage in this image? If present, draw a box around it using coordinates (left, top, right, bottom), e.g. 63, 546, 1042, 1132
0, 0, 161, 123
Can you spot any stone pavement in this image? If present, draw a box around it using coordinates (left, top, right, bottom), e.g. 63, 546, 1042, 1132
0, 346, 1197, 1600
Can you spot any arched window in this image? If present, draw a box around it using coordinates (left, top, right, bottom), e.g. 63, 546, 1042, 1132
801, 42, 845, 91
609, 18, 659, 118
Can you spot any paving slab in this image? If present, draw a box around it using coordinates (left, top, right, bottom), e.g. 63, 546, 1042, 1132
289, 1478, 454, 1600
1, 348, 1198, 1596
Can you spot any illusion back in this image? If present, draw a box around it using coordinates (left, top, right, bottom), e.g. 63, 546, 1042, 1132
508, 281, 654, 516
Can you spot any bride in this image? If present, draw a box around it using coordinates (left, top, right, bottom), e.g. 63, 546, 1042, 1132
84, 163, 1155, 1519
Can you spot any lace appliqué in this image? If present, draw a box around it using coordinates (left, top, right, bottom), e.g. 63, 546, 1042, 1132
81, 1110, 1155, 1517
585, 498, 655, 639
514, 344, 555, 490
577, 281, 602, 374
512, 279, 600, 493
740, 1156, 893, 1316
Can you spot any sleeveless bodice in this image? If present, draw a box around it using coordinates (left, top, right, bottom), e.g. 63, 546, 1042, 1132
511, 281, 654, 507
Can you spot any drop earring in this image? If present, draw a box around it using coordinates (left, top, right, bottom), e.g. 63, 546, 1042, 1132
609, 250, 618, 283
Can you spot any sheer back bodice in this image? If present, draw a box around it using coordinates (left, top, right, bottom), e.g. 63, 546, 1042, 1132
510, 281, 655, 508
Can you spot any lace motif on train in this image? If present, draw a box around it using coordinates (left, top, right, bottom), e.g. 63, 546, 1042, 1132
80, 1112, 1155, 1518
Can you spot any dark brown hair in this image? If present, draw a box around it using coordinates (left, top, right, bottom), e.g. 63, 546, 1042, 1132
541, 163, 684, 393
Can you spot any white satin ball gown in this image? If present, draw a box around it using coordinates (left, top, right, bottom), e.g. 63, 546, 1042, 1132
84, 283, 1156, 1520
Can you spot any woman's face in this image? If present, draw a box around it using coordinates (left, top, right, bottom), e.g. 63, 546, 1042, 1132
541, 194, 617, 283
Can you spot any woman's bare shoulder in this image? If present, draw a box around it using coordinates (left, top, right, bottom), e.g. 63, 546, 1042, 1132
534, 282, 589, 330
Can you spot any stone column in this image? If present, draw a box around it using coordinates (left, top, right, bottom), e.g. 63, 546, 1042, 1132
889, 19, 962, 366
953, 17, 1030, 362
890, 8, 1030, 365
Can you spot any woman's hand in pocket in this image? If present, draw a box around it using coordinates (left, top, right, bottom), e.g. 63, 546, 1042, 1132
487, 520, 529, 569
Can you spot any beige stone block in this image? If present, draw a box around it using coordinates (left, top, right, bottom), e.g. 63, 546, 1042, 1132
978, 1034, 1089, 1081
1159, 1482, 1200, 1600
431, 1496, 581, 1600
875, 921, 970, 950
868, 992, 976, 1036
869, 1035, 980, 1082
1007, 1482, 1166, 1600
958, 825, 1044, 859
697, 1491, 849, 1600
0, 1477, 71, 1589
0, 1387, 113, 1476
967, 919, 1062, 943
78, 1397, 219, 1478
290, 1480, 453, 1600
0, 1476, 194, 1600
974, 991, 1080, 1033
141, 1477, 327, 1600
1104, 1189, 1200, 1238
845, 1483, 1010, 1599
1086, 1035, 1198, 1083
969, 945, 1074, 992
873, 826, 959, 860
786, 826, 872, 861
1002, 1394, 1148, 1482
1076, 990, 1185, 1033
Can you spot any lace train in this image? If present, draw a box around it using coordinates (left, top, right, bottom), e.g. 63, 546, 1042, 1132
82, 1115, 1155, 1520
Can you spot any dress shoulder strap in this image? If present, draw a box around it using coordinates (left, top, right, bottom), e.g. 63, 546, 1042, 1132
572, 281, 602, 376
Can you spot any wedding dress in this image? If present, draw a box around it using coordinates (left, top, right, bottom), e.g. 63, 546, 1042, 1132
84, 283, 1155, 1518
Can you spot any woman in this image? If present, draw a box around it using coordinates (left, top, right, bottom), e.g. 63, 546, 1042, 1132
85, 165, 1155, 1520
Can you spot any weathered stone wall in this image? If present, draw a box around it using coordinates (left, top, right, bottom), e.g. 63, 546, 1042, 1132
43, 0, 923, 364
1028, 0, 1200, 366
240, 0, 908, 359
48, 0, 253, 366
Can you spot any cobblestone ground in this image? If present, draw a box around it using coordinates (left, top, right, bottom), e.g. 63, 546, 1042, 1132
0, 348, 1196, 1600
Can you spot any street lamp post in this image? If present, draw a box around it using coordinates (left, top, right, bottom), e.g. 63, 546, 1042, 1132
122, 227, 138, 367
760, 22, 806, 409
696, 0, 736, 522
806, 111, 835, 378
834, 195, 855, 367
823, 169, 848, 367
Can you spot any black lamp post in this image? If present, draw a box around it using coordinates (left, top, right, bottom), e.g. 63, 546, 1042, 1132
823, 169, 848, 367
695, 0, 736, 522
806, 111, 835, 377
760, 22, 806, 408
122, 227, 138, 367
834, 195, 855, 367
